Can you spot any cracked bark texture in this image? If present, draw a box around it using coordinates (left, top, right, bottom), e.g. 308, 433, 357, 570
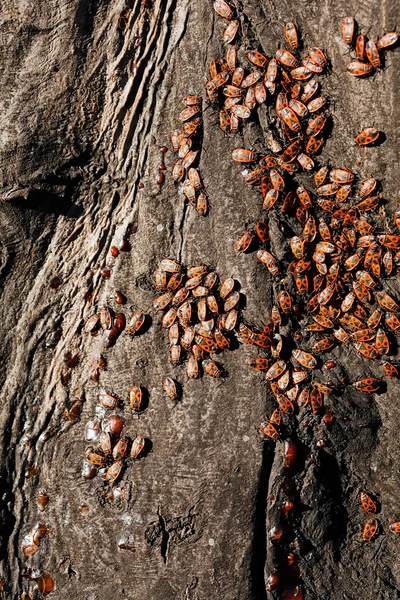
0, 0, 399, 598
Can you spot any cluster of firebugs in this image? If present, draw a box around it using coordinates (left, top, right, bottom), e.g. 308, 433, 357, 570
153, 258, 245, 378
81, 306, 154, 486
170, 99, 208, 215
205, 1, 400, 557
17, 9, 400, 600
27, 9, 398, 599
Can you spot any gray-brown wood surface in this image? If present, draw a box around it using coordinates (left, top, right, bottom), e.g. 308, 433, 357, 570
0, 0, 399, 598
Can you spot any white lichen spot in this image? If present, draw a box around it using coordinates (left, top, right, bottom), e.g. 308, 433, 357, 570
131, 512, 143, 524
242, 435, 250, 442
208, 538, 215, 546
121, 513, 132, 525
157, 224, 164, 232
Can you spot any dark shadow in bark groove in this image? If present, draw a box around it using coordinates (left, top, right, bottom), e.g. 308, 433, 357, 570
10, 190, 83, 219
317, 449, 347, 560
250, 441, 274, 600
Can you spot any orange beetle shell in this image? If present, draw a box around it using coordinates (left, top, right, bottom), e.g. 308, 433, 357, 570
276, 394, 294, 414
130, 436, 145, 459
213, 0, 234, 20
277, 291, 292, 314
313, 337, 335, 352
154, 292, 173, 311
360, 492, 377, 514
306, 136, 324, 155
302, 80, 320, 103
266, 59, 278, 82
330, 168, 354, 184
279, 107, 301, 132
263, 189, 280, 211
359, 178, 377, 198
235, 230, 255, 253
84, 313, 100, 333
265, 360, 287, 381
350, 328, 375, 342
248, 50, 268, 69
365, 40, 381, 67
113, 437, 129, 460
231, 104, 252, 119
306, 114, 327, 137
276, 48, 299, 68
294, 272, 309, 295
162, 307, 177, 328
376, 328, 390, 355
310, 386, 323, 412
196, 192, 208, 216
257, 250, 279, 276
297, 388, 310, 408
389, 522, 400, 533
377, 32, 399, 49
376, 291, 399, 312
130, 386, 143, 411
355, 128, 380, 146
203, 359, 223, 378
100, 307, 112, 330
86, 448, 107, 466
172, 159, 185, 182
187, 355, 199, 379
219, 110, 231, 132
269, 409, 281, 425
297, 153, 314, 171
354, 342, 378, 360
232, 148, 257, 163
226, 46, 237, 71
303, 58, 323, 73
163, 377, 178, 399
307, 96, 327, 112
127, 312, 146, 335
292, 371, 310, 385
341, 16, 355, 44
289, 99, 308, 117
178, 106, 200, 123
270, 169, 285, 191
170, 344, 181, 365
223, 19, 239, 43
353, 378, 381, 393
284, 22, 299, 49
346, 61, 373, 77
249, 357, 270, 371
313, 382, 333, 395
167, 272, 184, 291
106, 461, 123, 483
155, 268, 168, 290
281, 140, 302, 163
99, 393, 119, 409
333, 327, 349, 344
260, 421, 279, 441
308, 46, 328, 67
355, 34, 366, 60
356, 196, 380, 212
292, 349, 317, 369
255, 221, 269, 245
242, 71, 262, 89
385, 313, 400, 332
382, 361, 399, 378
99, 431, 112, 455
291, 66, 313, 80
362, 518, 378, 541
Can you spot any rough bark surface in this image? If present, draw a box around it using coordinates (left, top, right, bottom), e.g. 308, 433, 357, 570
0, 0, 399, 598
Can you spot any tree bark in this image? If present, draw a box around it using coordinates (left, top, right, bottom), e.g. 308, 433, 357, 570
0, 0, 399, 598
